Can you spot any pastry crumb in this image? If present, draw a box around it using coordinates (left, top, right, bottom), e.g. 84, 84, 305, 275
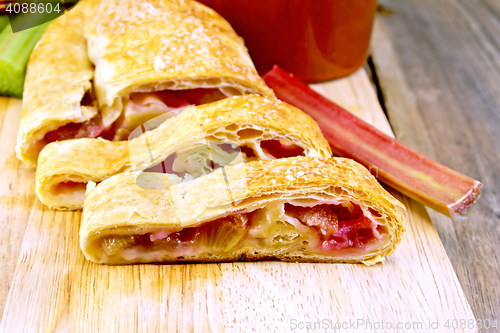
154, 56, 166, 70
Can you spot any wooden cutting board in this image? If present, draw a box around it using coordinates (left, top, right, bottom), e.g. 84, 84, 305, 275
0, 69, 476, 333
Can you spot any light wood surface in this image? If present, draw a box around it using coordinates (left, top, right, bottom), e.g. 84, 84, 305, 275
0, 69, 476, 332
0, 98, 36, 319
370, 0, 500, 327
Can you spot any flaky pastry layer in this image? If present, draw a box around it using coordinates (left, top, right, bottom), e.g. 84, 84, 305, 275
16, 0, 272, 167
84, 0, 273, 127
80, 157, 405, 265
36, 95, 331, 210
16, 1, 95, 167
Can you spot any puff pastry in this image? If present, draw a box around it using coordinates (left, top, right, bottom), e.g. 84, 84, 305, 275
16, 0, 96, 167
16, 0, 272, 167
36, 95, 331, 210
80, 157, 405, 265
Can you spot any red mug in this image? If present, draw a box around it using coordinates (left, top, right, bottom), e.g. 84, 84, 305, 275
198, 0, 377, 83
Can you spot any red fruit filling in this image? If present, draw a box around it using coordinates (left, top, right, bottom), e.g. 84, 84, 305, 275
116, 214, 249, 256
259, 140, 305, 158
285, 202, 384, 252
102, 202, 385, 261
40, 88, 227, 145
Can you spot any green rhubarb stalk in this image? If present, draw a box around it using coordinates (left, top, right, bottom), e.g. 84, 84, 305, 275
0, 14, 50, 98
0, 16, 10, 32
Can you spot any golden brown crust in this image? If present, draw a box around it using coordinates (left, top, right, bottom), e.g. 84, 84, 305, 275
80, 157, 405, 265
16, 0, 96, 167
17, 0, 273, 167
36, 95, 332, 210
84, 0, 273, 126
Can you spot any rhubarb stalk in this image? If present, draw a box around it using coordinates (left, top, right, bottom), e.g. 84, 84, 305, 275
0, 14, 50, 97
263, 65, 482, 219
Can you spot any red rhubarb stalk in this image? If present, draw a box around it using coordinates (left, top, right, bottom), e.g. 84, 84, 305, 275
263, 65, 482, 219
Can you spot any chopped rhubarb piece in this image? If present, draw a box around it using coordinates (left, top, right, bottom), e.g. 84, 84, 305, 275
43, 115, 104, 143
149, 229, 175, 242
263, 65, 482, 219
329, 202, 364, 221
337, 216, 374, 238
285, 204, 339, 237
260, 140, 305, 158
324, 216, 376, 251
155, 88, 227, 107
154, 90, 191, 108
286, 203, 382, 252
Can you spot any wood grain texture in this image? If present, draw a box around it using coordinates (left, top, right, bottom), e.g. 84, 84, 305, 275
370, 0, 500, 327
0, 70, 476, 332
0, 98, 36, 319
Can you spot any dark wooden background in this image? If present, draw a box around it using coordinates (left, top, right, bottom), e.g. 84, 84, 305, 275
369, 0, 500, 329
